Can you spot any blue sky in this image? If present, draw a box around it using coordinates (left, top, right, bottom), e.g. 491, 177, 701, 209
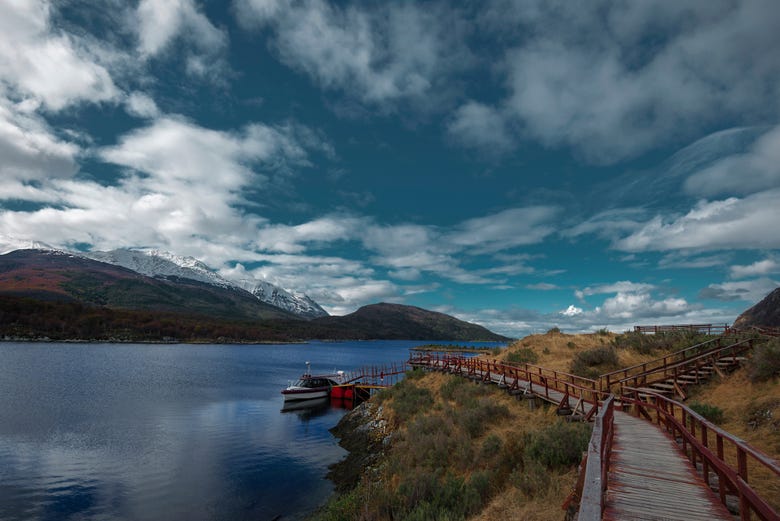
1, 0, 779, 337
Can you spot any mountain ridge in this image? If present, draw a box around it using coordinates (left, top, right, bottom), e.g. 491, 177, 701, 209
0, 249, 509, 342
733, 286, 780, 329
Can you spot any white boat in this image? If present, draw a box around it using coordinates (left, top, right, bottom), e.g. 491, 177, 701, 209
281, 362, 345, 402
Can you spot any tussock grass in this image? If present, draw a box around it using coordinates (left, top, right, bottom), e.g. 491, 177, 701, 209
315, 371, 589, 521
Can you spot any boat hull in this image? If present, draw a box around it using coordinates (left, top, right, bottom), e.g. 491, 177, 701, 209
281, 387, 330, 402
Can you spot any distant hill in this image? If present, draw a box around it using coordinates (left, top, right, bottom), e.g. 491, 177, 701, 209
0, 249, 296, 321
312, 303, 510, 341
733, 286, 780, 329
0, 251, 508, 342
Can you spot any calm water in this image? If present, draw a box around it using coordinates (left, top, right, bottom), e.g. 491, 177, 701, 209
0, 341, 504, 521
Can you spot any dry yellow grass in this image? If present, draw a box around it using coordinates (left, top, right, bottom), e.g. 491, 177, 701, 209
470, 468, 578, 521
493, 330, 661, 375
372, 368, 587, 521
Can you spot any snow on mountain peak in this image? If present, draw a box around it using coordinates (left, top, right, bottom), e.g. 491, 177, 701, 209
83, 248, 328, 319
0, 234, 55, 255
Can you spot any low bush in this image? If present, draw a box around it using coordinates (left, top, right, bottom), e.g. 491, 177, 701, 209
547, 327, 561, 334
570, 346, 620, 378
525, 421, 591, 470
381, 379, 434, 422
689, 402, 725, 424
510, 459, 551, 498
506, 348, 539, 364
748, 338, 780, 382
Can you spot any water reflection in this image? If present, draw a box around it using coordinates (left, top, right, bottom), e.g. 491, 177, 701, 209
0, 340, 505, 520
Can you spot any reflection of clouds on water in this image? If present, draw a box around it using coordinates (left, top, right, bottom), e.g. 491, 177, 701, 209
0, 341, 419, 520
1, 398, 344, 520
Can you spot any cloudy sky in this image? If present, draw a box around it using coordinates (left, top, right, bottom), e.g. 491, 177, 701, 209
1, 0, 779, 336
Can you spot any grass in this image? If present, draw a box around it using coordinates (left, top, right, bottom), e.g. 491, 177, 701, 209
570, 346, 620, 378
314, 371, 587, 521
748, 337, 780, 382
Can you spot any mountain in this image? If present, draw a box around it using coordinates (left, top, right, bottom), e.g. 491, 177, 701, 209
233, 278, 328, 319
733, 286, 780, 329
0, 249, 296, 321
312, 303, 510, 341
0, 251, 509, 342
83, 248, 328, 319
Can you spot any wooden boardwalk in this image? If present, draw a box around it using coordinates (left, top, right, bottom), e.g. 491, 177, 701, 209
603, 411, 733, 521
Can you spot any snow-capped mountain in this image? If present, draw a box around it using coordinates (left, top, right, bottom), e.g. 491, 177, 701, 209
83, 248, 328, 319
84, 249, 232, 288
234, 278, 328, 319
0, 234, 55, 255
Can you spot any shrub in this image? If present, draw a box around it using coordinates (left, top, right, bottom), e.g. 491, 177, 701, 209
510, 459, 550, 498
689, 402, 725, 424
570, 346, 620, 378
406, 368, 427, 380
481, 434, 503, 459
388, 380, 434, 422
547, 327, 561, 334
525, 421, 591, 470
748, 338, 780, 382
506, 348, 539, 364
440, 375, 467, 401
596, 328, 610, 336
566, 341, 576, 349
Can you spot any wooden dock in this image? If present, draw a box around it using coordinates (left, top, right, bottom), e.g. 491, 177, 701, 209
603, 411, 733, 521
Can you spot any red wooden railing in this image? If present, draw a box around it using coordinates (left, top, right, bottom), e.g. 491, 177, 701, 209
611, 337, 754, 395
634, 324, 732, 335
622, 388, 780, 521
408, 353, 608, 418
599, 334, 743, 391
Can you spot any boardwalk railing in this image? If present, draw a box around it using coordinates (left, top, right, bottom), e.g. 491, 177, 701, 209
599, 334, 743, 392
578, 395, 615, 519
634, 324, 732, 334
341, 361, 408, 387
622, 388, 780, 521
409, 353, 607, 418
610, 337, 755, 396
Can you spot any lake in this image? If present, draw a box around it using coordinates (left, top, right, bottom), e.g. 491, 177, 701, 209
0, 341, 504, 520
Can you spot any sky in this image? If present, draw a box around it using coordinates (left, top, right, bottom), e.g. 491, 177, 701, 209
1, 0, 779, 337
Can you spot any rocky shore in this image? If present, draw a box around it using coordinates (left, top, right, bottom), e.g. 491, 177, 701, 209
327, 401, 393, 492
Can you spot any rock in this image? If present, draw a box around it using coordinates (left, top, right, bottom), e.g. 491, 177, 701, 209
327, 402, 390, 492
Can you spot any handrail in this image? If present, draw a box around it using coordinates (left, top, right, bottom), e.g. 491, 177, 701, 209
408, 353, 609, 415
578, 395, 615, 520
622, 387, 780, 521
634, 324, 731, 334
600, 334, 734, 391
614, 338, 754, 393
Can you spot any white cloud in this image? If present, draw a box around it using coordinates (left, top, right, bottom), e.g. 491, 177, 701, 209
576, 281, 655, 299
683, 125, 780, 197
448, 206, 559, 253
526, 283, 559, 291
125, 92, 160, 119
235, 0, 469, 109
615, 190, 780, 252
0, 98, 79, 181
0, 0, 119, 111
447, 101, 513, 154
560, 305, 582, 317
597, 292, 689, 320
730, 259, 780, 279
488, 0, 780, 162
699, 277, 779, 303
136, 0, 226, 58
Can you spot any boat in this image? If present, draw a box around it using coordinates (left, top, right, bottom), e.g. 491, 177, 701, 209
281, 362, 345, 402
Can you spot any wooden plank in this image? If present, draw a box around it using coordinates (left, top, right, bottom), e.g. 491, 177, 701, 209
603, 411, 732, 521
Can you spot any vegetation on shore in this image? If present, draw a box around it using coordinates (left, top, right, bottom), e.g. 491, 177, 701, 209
315, 369, 591, 521
319, 329, 780, 520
